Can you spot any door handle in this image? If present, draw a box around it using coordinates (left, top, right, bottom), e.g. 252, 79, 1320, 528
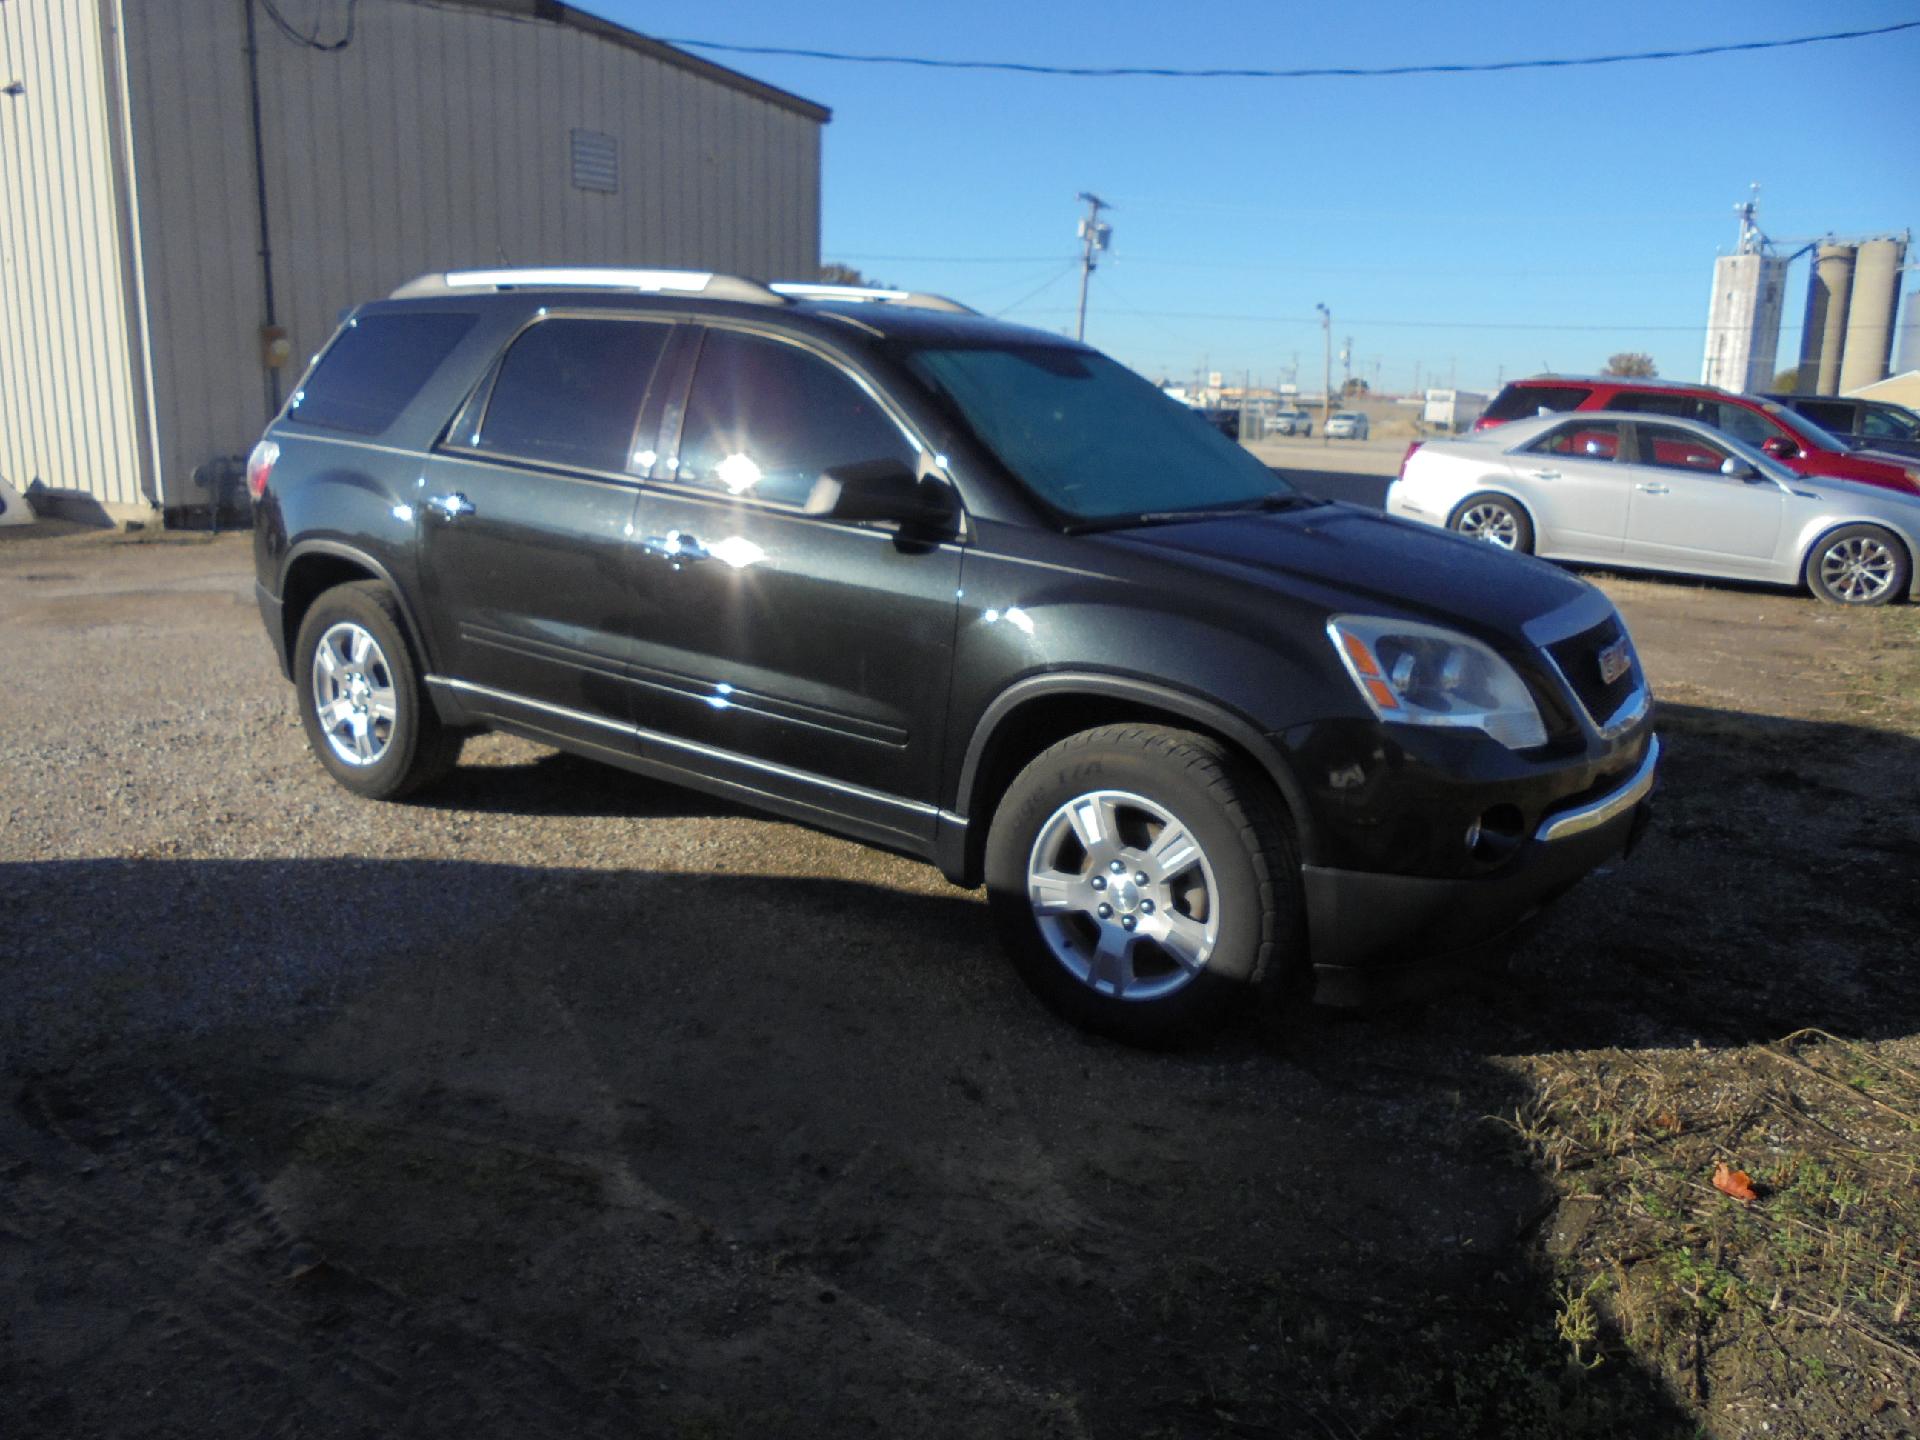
426, 492, 475, 519
1529, 470, 1561, 481
641, 530, 712, 564
1635, 483, 1670, 495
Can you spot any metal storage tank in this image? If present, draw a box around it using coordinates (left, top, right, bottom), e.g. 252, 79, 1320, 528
1795, 244, 1855, 396
1700, 252, 1786, 392
1837, 237, 1908, 394
1897, 290, 1920, 376
0, 0, 829, 524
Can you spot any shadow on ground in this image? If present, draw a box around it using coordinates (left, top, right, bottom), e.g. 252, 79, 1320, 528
5, 700, 1915, 1437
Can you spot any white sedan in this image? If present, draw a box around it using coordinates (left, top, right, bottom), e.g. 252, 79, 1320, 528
1386, 410, 1919, 605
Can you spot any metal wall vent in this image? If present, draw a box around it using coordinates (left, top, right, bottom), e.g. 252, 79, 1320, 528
570, 129, 618, 193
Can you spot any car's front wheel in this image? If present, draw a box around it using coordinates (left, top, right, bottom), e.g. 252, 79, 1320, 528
292, 581, 463, 799
1805, 524, 1909, 606
1448, 492, 1535, 554
984, 725, 1301, 1045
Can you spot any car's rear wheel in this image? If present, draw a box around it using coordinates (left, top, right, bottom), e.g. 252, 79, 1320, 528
1805, 524, 1908, 606
293, 581, 462, 799
984, 725, 1301, 1046
1448, 492, 1534, 554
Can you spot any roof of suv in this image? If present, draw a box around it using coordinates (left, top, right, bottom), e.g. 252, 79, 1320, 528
1506, 375, 1729, 395
382, 266, 1068, 349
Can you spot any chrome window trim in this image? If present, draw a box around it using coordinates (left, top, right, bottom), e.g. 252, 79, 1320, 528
1536, 735, 1659, 843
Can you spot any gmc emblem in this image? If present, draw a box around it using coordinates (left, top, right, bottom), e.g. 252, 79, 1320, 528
1597, 638, 1632, 686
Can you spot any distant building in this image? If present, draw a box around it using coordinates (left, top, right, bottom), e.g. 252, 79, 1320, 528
1, 0, 828, 523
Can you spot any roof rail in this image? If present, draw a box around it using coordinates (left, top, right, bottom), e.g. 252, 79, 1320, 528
770, 282, 977, 315
389, 267, 783, 305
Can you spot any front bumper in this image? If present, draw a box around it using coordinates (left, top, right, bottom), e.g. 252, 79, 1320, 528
1303, 734, 1658, 1004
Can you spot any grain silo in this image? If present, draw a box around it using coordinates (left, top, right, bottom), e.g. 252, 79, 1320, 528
1795, 244, 1856, 396
1837, 237, 1908, 394
1701, 252, 1787, 391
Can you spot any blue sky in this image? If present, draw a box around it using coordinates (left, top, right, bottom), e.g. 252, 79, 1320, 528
591, 1, 1918, 394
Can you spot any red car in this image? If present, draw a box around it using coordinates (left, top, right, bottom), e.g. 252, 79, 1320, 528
1475, 377, 1920, 497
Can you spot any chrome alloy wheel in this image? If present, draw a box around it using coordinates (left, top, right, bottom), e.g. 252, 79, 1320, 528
1025, 789, 1221, 1003
1456, 501, 1520, 549
310, 621, 399, 766
1819, 535, 1897, 603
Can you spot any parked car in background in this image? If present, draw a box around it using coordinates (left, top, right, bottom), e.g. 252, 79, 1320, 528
1761, 393, 1920, 461
1325, 411, 1369, 440
1269, 408, 1312, 436
250, 267, 1658, 1043
1391, 411, 1918, 606
1199, 407, 1241, 441
1475, 376, 1920, 498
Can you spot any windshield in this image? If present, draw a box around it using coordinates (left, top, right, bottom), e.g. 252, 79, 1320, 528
903, 342, 1294, 521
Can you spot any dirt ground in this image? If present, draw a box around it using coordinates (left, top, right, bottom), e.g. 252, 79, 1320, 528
3, 529, 1917, 1438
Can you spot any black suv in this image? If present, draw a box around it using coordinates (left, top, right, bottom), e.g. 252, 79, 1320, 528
1760, 392, 1920, 461
250, 269, 1657, 1043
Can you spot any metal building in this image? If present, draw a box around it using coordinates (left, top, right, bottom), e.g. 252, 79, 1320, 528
0, 0, 828, 523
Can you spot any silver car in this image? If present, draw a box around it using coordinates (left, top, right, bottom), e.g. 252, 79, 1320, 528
1387, 410, 1920, 605
1326, 411, 1369, 440
1269, 408, 1312, 436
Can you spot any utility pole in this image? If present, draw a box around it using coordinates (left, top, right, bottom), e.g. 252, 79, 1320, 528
1315, 303, 1331, 442
1073, 192, 1112, 343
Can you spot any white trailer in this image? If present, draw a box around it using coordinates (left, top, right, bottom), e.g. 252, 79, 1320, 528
1423, 389, 1489, 432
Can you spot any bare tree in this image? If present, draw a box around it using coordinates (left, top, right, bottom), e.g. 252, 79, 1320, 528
1602, 352, 1658, 378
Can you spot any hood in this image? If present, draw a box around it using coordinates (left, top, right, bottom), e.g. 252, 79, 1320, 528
1102, 501, 1593, 639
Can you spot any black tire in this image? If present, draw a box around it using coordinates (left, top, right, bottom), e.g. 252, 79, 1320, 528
1447, 491, 1535, 554
983, 724, 1302, 1046
1803, 524, 1909, 607
292, 581, 462, 799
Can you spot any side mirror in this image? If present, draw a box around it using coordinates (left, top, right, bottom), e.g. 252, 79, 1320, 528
804, 459, 957, 530
1720, 457, 1758, 480
1761, 436, 1798, 460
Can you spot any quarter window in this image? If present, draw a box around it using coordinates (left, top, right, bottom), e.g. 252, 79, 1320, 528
472, 318, 670, 472
675, 330, 916, 508
1861, 408, 1919, 441
289, 311, 478, 435
1483, 384, 1591, 422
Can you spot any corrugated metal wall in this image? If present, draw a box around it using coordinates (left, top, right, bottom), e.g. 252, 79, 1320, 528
0, 0, 151, 514
121, 0, 824, 507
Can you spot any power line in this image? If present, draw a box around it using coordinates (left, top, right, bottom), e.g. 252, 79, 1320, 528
1016, 307, 1770, 334
659, 20, 1920, 80
993, 262, 1081, 318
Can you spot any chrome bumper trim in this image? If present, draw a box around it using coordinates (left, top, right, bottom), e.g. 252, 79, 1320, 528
1536, 734, 1660, 843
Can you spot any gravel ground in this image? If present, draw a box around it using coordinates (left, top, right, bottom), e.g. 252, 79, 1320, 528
3, 525, 1916, 1439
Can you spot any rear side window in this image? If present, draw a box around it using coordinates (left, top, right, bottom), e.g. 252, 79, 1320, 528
1483, 384, 1591, 422
473, 317, 670, 472
289, 311, 477, 434
1608, 391, 1700, 421
1792, 399, 1855, 435
1528, 420, 1623, 459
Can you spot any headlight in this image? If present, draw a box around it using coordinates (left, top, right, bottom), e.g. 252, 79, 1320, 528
1327, 615, 1547, 750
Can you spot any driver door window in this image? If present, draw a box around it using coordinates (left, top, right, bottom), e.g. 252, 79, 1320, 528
1528, 420, 1624, 461
1635, 423, 1732, 474
674, 330, 917, 508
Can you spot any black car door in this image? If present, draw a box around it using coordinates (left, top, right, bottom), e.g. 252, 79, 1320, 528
416, 314, 676, 746
623, 324, 964, 842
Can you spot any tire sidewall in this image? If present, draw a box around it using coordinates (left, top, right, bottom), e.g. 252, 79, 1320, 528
984, 735, 1274, 1043
1805, 524, 1910, 607
292, 584, 429, 799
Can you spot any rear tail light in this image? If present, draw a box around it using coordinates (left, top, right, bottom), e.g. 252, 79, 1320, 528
1399, 441, 1424, 478
246, 439, 279, 500
1472, 416, 1501, 431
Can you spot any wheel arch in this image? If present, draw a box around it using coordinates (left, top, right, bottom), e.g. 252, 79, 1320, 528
949, 673, 1321, 888
280, 542, 436, 678
1795, 517, 1919, 600
1445, 484, 1536, 530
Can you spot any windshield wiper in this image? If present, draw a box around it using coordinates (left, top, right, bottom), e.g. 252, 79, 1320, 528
1064, 491, 1316, 535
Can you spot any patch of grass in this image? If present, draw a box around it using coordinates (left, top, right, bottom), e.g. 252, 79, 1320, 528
1494, 1030, 1920, 1431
